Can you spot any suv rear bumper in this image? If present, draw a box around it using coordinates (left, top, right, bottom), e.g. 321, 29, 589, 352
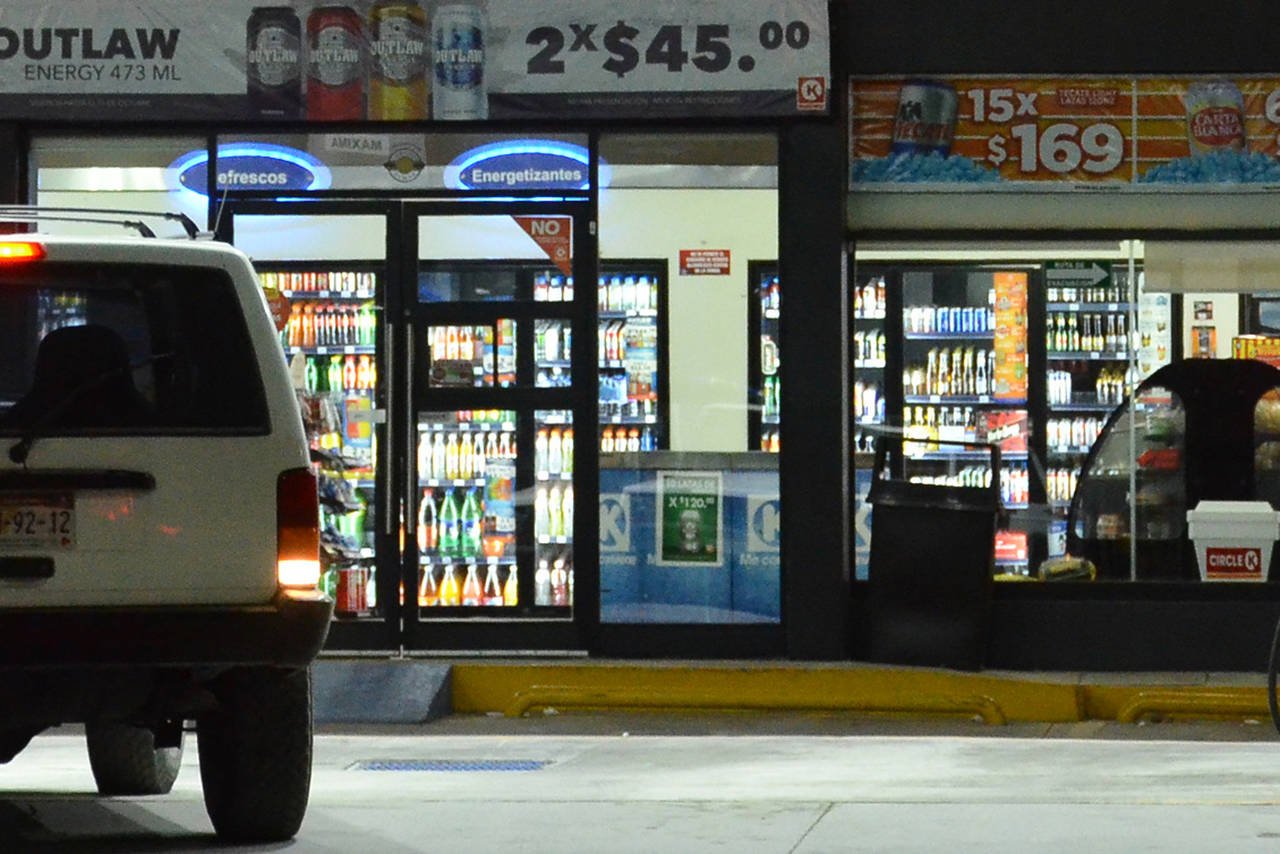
0, 588, 333, 669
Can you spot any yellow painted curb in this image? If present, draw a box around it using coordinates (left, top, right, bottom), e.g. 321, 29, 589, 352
452, 664, 1084, 724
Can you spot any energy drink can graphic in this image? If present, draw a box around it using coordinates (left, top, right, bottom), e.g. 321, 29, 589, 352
307, 6, 365, 120
432, 4, 487, 120
246, 6, 303, 119
368, 0, 429, 120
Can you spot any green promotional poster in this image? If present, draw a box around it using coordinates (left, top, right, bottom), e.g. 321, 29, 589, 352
657, 471, 723, 566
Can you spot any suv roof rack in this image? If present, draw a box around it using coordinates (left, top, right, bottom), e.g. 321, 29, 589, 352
0, 207, 200, 239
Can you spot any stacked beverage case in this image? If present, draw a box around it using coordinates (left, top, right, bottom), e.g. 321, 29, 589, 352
247, 3, 488, 121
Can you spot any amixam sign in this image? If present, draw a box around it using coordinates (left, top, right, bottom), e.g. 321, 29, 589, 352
445, 140, 608, 191
169, 143, 332, 197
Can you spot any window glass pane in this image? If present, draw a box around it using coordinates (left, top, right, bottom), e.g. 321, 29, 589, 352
0, 263, 268, 433
598, 131, 780, 624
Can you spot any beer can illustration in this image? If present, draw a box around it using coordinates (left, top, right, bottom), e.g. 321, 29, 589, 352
432, 5, 487, 120
307, 6, 365, 121
369, 0, 429, 120
890, 79, 958, 156
246, 7, 303, 119
1185, 78, 1246, 156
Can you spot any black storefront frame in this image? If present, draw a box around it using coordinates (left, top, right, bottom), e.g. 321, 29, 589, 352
6, 115, 850, 661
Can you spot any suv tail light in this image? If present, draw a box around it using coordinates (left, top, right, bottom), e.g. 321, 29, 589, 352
277, 468, 320, 588
0, 242, 44, 262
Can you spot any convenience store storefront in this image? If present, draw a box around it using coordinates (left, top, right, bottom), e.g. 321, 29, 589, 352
841, 2, 1280, 670
0, 1, 848, 660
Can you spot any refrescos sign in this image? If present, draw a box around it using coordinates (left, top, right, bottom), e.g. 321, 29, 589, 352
170, 144, 332, 196
0, 1, 829, 122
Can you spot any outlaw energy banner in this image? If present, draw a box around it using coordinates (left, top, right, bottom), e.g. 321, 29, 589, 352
851, 75, 1280, 186
0, 0, 829, 121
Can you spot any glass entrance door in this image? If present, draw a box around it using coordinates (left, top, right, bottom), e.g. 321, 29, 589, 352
403, 203, 596, 651
222, 202, 398, 650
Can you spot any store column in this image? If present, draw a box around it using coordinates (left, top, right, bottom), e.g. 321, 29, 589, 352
779, 122, 849, 659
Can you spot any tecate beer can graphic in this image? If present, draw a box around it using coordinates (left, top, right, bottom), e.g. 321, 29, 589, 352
307, 6, 365, 121
891, 79, 958, 156
1185, 78, 1246, 155
432, 4, 487, 120
369, 0, 429, 120
247, 7, 303, 119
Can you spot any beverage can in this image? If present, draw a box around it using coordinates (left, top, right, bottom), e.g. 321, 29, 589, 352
1185, 79, 1246, 155
432, 4, 488, 120
247, 6, 303, 119
369, 0, 429, 120
890, 79, 958, 156
307, 6, 365, 120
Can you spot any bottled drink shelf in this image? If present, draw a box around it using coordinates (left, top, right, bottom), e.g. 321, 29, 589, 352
601, 414, 659, 425
1049, 445, 1094, 456
280, 289, 374, 300
420, 555, 516, 566
1050, 401, 1119, 411
904, 395, 1027, 406
852, 312, 887, 320
907, 450, 1028, 461
904, 332, 995, 341
287, 345, 376, 356
1046, 301, 1131, 312
854, 360, 886, 369
1046, 350, 1130, 361
600, 308, 658, 320
420, 477, 488, 488
536, 471, 574, 481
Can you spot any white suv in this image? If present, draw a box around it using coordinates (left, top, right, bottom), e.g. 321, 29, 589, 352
0, 216, 332, 842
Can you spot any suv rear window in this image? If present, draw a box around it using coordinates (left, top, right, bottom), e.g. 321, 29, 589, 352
0, 262, 269, 434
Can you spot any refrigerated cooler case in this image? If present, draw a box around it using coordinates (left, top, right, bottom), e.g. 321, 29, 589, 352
257, 265, 382, 618
596, 262, 669, 454
747, 262, 784, 453
1044, 266, 1176, 561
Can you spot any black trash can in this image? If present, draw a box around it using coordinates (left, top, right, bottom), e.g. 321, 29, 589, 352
863, 434, 1003, 671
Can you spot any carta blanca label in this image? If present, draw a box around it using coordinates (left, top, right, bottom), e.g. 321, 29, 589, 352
0, 27, 179, 61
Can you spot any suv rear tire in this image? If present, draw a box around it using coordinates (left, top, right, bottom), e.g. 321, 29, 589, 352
85, 721, 183, 796
197, 666, 313, 842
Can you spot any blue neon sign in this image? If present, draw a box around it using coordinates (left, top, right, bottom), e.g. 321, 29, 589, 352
445, 140, 609, 191
169, 143, 332, 197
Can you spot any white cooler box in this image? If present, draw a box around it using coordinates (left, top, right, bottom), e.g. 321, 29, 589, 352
1186, 500, 1280, 582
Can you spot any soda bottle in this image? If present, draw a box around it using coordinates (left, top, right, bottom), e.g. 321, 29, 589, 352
562, 429, 574, 474
458, 433, 473, 479
461, 564, 482, 606
343, 355, 357, 391
502, 565, 518, 606
307, 6, 365, 120
438, 488, 459, 556
534, 559, 551, 606
548, 485, 563, 538
472, 432, 487, 478
444, 433, 459, 479
356, 354, 372, 390
548, 429, 563, 474
534, 487, 550, 538
461, 488, 482, 557
418, 566, 439, 607
550, 558, 568, 606
482, 564, 503, 606
535, 429, 548, 473
417, 489, 437, 552
304, 356, 319, 393
562, 485, 574, 536
439, 564, 460, 606
327, 355, 343, 392
368, 0, 429, 120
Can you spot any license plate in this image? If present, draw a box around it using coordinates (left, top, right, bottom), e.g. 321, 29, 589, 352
0, 494, 75, 549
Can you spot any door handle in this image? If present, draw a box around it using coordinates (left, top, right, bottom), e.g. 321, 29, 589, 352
383, 320, 395, 536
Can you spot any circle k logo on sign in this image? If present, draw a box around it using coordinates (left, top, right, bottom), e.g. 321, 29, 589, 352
1206, 546, 1263, 576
